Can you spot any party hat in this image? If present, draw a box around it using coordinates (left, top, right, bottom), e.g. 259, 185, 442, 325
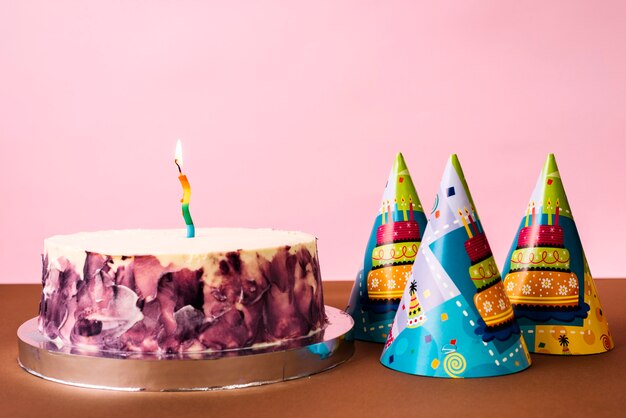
346, 153, 428, 343
501, 154, 614, 354
380, 155, 531, 378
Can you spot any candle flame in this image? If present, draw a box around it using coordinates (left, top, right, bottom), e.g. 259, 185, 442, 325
556, 198, 560, 207
175, 139, 184, 168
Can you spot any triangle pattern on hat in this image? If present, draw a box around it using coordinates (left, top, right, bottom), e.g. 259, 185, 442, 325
380, 155, 531, 377
346, 153, 428, 343
501, 154, 614, 354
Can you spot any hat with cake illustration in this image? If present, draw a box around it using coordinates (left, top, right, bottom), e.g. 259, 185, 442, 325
501, 154, 614, 355
346, 153, 428, 343
380, 155, 531, 377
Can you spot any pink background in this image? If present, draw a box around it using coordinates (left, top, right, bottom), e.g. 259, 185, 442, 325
2, 1, 626, 283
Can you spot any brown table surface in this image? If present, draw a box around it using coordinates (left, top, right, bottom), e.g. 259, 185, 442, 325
1, 281, 625, 417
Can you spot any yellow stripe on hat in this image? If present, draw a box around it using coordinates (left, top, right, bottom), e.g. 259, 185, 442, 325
509, 295, 578, 304
484, 307, 514, 326
368, 290, 404, 299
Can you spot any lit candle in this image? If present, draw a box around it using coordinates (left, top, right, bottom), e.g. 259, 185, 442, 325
381, 201, 386, 225
472, 205, 483, 233
531, 201, 536, 226
525, 203, 530, 227
401, 196, 408, 221
547, 198, 552, 225
387, 200, 393, 223
175, 139, 195, 238
465, 207, 478, 236
555, 198, 560, 226
458, 209, 473, 238
394, 198, 398, 221
409, 196, 414, 221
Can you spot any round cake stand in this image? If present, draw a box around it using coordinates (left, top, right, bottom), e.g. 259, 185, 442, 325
17, 306, 354, 392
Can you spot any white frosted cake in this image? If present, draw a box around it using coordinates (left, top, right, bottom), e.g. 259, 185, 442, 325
38, 228, 326, 354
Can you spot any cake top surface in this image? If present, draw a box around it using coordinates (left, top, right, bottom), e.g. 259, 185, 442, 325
45, 228, 316, 256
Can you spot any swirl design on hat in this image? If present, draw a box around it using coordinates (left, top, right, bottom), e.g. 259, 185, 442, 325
601, 334, 612, 351
443, 352, 466, 378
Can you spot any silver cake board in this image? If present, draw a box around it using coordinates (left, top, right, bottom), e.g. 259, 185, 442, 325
17, 306, 354, 392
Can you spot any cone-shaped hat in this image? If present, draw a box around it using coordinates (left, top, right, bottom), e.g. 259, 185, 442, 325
501, 154, 614, 354
380, 155, 531, 377
346, 153, 428, 343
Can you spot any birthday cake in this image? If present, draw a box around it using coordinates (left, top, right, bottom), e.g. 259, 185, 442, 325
367, 209, 421, 300
462, 213, 514, 329
504, 216, 579, 309
38, 228, 327, 354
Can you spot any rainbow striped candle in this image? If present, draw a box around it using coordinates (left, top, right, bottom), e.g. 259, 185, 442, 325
175, 139, 195, 238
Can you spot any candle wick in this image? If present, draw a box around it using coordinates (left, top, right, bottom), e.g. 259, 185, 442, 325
175, 160, 182, 174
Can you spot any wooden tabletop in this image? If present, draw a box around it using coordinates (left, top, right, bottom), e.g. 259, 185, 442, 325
2, 281, 625, 417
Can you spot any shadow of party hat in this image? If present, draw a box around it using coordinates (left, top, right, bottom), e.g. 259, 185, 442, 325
380, 155, 531, 378
346, 152, 428, 343
501, 154, 614, 355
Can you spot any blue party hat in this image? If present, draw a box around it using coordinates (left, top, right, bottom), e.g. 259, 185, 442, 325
346, 153, 427, 343
380, 155, 531, 377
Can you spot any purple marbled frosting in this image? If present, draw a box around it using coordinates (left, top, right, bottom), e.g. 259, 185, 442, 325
38, 246, 326, 354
